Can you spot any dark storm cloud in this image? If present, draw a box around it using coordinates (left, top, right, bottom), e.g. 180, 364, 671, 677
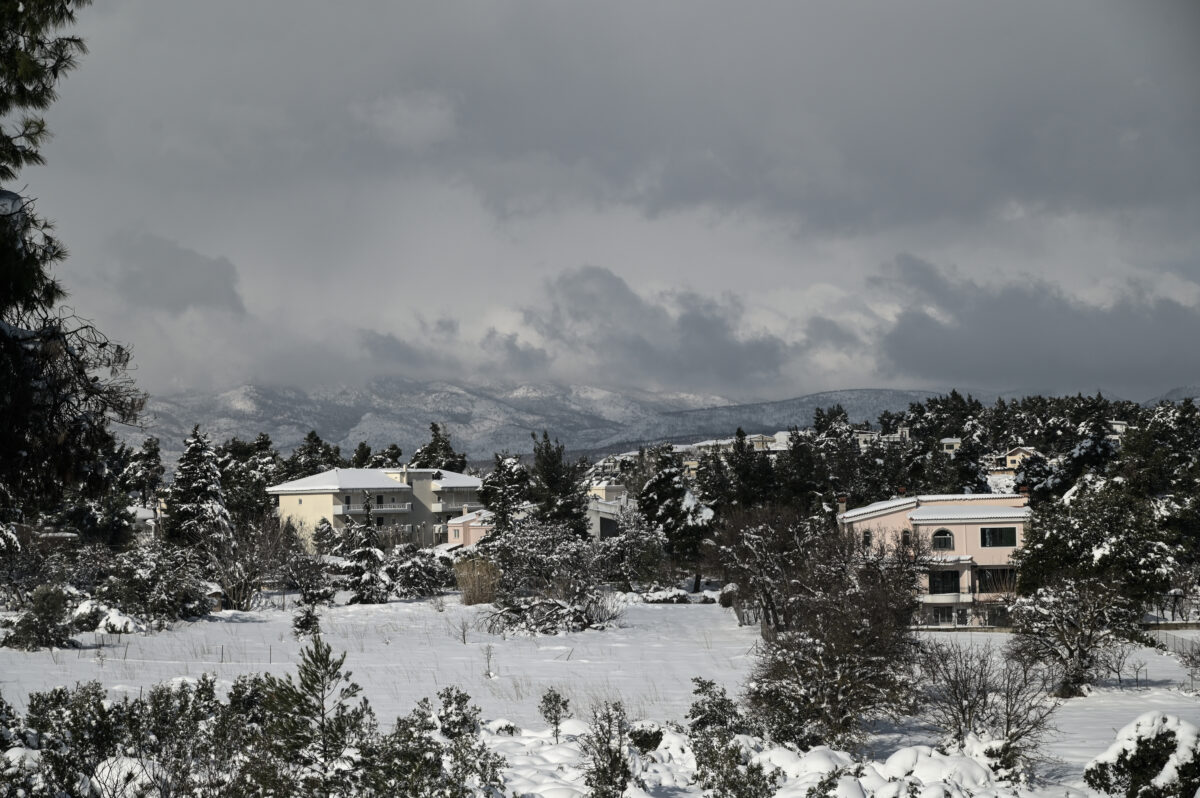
875, 255, 1200, 398
802, 316, 862, 352
108, 234, 245, 315
358, 329, 457, 374
480, 329, 551, 374
29, 2, 1200, 397
524, 266, 790, 391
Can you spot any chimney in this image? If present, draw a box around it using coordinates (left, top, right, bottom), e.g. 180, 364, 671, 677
836, 495, 848, 515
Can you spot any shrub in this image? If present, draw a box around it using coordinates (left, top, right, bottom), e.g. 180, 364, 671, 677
454, 557, 499, 605
391, 545, 454, 599
1085, 712, 1200, 798
3, 584, 76, 650
581, 701, 633, 798
539, 686, 571, 744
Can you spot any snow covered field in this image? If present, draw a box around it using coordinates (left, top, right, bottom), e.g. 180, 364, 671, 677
2, 596, 1198, 796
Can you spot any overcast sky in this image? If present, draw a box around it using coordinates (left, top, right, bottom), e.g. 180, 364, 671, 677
27, 1, 1200, 402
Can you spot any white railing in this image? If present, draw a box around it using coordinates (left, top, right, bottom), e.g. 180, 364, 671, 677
431, 501, 484, 514
334, 503, 411, 515
921, 593, 973, 604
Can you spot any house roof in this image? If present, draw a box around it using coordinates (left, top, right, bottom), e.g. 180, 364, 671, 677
908, 505, 1030, 524
431, 472, 483, 489
448, 509, 494, 525
266, 468, 413, 495
838, 493, 1025, 523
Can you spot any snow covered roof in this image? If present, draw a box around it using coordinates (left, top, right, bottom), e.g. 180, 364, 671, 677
431, 471, 483, 489
837, 497, 917, 522
940, 437, 961, 443
266, 469, 413, 494
908, 505, 1030, 524
448, 509, 494, 525
838, 493, 1026, 523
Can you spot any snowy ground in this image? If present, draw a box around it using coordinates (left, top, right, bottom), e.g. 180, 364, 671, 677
2, 596, 1199, 796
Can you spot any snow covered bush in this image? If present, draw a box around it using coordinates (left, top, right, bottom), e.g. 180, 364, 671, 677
1010, 576, 1144, 697
389, 543, 454, 599
477, 516, 621, 633
97, 539, 210, 626
2, 584, 76, 650
729, 514, 923, 750
686, 678, 780, 798
1085, 712, 1200, 798
581, 700, 634, 798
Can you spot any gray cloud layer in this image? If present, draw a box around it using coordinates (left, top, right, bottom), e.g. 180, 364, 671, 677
22, 2, 1200, 400
875, 255, 1200, 398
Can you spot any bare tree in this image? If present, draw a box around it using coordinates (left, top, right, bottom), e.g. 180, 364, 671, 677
919, 640, 1059, 780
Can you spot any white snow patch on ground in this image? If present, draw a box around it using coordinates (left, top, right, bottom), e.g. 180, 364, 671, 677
1, 600, 1198, 795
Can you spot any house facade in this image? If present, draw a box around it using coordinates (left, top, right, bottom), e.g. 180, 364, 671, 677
267, 466, 483, 549
837, 493, 1029, 627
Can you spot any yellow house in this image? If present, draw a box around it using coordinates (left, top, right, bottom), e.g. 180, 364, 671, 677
268, 466, 482, 550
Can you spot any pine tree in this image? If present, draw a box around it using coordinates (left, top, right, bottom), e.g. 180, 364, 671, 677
528, 431, 589, 538
284, 430, 346, 480
639, 451, 712, 563
123, 436, 165, 507
250, 637, 377, 797
408, 422, 468, 473
162, 426, 231, 546
367, 443, 404, 469
216, 432, 281, 526
0, 0, 144, 520
478, 451, 531, 533
349, 441, 373, 468
343, 495, 392, 604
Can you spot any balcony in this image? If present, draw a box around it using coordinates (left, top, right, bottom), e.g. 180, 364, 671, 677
921, 593, 973, 605
431, 501, 484, 515
334, 502, 411, 515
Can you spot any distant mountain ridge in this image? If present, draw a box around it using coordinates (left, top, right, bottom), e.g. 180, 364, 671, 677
128, 380, 941, 466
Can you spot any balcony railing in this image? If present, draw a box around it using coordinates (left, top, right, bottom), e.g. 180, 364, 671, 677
431, 501, 484, 515
334, 503, 411, 515
921, 593, 973, 605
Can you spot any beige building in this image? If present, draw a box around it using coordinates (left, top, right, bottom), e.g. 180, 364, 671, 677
837, 493, 1029, 627
268, 466, 482, 550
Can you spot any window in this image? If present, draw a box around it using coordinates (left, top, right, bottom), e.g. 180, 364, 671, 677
931, 529, 954, 550
377, 494, 384, 505
862, 530, 873, 547
298, 498, 302, 505
981, 527, 1017, 547
345, 494, 351, 505
975, 568, 1016, 593
453, 529, 460, 539
986, 606, 1010, 627
932, 607, 953, 625
928, 570, 960, 594
901, 529, 912, 548
376, 518, 383, 527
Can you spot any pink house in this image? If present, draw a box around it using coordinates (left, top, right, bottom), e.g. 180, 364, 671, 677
837, 493, 1030, 627
445, 509, 494, 548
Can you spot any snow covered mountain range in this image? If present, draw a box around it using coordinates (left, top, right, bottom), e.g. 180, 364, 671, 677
128, 378, 941, 465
